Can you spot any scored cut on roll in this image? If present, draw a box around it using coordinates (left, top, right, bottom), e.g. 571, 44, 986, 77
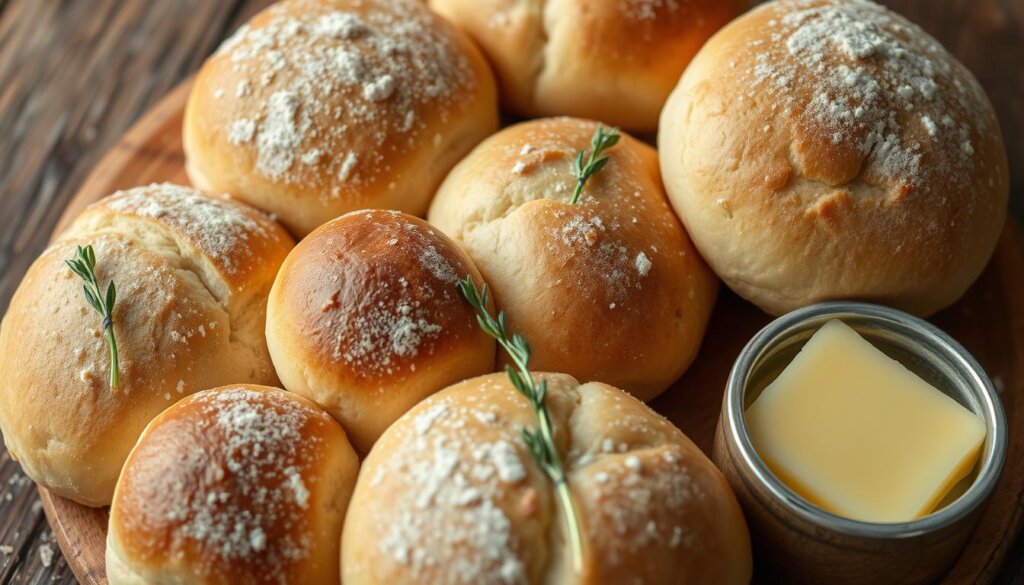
184, 0, 499, 236
428, 0, 749, 132
107, 385, 359, 585
0, 183, 293, 506
343, 372, 752, 584
659, 0, 1009, 317
266, 210, 496, 453
428, 118, 718, 401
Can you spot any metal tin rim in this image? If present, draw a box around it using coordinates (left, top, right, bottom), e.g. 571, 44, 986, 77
725, 301, 1008, 539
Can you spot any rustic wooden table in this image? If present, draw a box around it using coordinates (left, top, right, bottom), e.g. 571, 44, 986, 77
0, 0, 1020, 583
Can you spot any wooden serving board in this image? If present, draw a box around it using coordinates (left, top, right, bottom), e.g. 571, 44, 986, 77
38, 80, 1024, 585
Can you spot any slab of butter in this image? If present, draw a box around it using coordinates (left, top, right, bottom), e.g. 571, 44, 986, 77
745, 319, 986, 523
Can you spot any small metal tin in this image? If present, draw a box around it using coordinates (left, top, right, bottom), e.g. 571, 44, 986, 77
712, 301, 1007, 585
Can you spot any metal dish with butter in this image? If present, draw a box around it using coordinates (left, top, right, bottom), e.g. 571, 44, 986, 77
713, 301, 1008, 585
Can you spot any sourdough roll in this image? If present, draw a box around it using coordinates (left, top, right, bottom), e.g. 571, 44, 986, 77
266, 210, 495, 453
185, 0, 499, 236
428, 0, 748, 132
107, 385, 359, 585
659, 0, 1009, 316
428, 118, 718, 400
0, 184, 293, 506
343, 372, 752, 584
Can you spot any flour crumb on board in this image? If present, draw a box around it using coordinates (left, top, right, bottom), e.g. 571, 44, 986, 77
38, 543, 54, 567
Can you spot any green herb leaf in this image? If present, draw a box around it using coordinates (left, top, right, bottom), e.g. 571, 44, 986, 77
569, 125, 621, 205
68, 244, 121, 391
458, 275, 586, 573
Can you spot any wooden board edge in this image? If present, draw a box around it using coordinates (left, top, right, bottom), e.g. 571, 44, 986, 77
38, 487, 108, 585
51, 78, 194, 239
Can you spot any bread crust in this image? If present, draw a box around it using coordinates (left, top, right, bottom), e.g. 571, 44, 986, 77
0, 184, 293, 506
107, 385, 359, 585
342, 372, 752, 584
659, 0, 1009, 316
184, 0, 499, 236
266, 209, 495, 453
429, 118, 718, 400
429, 0, 749, 131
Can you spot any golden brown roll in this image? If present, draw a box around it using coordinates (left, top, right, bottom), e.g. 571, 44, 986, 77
428, 118, 718, 400
107, 385, 359, 585
184, 0, 499, 236
343, 372, 752, 584
0, 183, 293, 506
428, 0, 748, 132
659, 0, 1010, 317
266, 209, 495, 453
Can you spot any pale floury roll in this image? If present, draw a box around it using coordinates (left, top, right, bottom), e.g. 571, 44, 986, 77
343, 372, 752, 584
266, 210, 496, 453
107, 385, 360, 585
0, 184, 293, 506
428, 118, 718, 401
429, 0, 749, 132
659, 0, 1009, 316
184, 0, 499, 236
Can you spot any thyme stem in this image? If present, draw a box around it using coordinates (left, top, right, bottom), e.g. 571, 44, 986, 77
569, 125, 621, 205
66, 244, 121, 391
457, 276, 585, 573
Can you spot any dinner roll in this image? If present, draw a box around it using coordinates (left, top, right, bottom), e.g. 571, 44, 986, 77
343, 372, 752, 584
107, 385, 359, 585
428, 0, 748, 132
266, 210, 495, 453
0, 184, 292, 506
184, 0, 499, 236
659, 0, 1009, 316
428, 118, 718, 400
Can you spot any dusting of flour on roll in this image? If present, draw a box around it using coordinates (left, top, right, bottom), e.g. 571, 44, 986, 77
107, 385, 359, 585
266, 210, 495, 453
0, 184, 293, 507
185, 0, 498, 236
659, 0, 1009, 317
342, 373, 751, 584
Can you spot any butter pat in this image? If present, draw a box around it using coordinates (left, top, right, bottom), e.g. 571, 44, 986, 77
745, 319, 986, 523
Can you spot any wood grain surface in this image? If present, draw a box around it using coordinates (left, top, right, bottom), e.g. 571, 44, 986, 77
0, 0, 1021, 584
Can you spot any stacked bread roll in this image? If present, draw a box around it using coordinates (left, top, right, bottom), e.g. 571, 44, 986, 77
0, 0, 1009, 583
185, 0, 499, 236
429, 118, 718, 400
108, 385, 359, 584
0, 184, 292, 506
429, 0, 750, 132
344, 373, 752, 583
658, 0, 1009, 316
267, 210, 495, 452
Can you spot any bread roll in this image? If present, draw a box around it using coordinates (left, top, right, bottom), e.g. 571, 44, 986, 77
428, 118, 718, 400
659, 0, 1009, 316
184, 0, 499, 236
107, 385, 359, 585
0, 184, 293, 506
266, 209, 495, 453
428, 0, 748, 132
343, 372, 752, 584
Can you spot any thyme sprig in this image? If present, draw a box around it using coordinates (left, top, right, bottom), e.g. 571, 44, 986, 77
458, 276, 584, 573
66, 244, 120, 390
569, 125, 621, 204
